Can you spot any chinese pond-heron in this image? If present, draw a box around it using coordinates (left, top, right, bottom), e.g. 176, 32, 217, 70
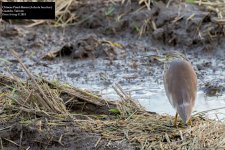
160, 51, 197, 126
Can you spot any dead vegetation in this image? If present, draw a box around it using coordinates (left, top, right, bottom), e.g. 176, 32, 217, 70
2, 0, 224, 50
0, 50, 225, 149
192, 0, 225, 23
77, 112, 225, 149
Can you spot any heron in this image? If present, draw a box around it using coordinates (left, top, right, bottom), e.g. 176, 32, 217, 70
159, 51, 197, 126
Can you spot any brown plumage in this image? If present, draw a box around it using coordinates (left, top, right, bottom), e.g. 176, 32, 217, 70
164, 59, 197, 123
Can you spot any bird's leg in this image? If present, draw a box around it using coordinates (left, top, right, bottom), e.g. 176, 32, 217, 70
187, 117, 192, 126
174, 112, 178, 127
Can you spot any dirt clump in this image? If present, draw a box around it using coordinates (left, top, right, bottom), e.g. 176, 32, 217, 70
73, 0, 224, 50
0, 121, 133, 150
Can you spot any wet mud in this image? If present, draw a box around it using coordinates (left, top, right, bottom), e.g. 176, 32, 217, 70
0, 122, 133, 150
1, 0, 225, 149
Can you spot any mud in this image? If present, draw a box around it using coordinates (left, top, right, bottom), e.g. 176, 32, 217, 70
1, 0, 225, 149
0, 121, 133, 150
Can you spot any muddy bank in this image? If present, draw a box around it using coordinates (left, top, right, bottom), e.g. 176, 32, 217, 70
1, 0, 225, 54
73, 0, 225, 50
0, 122, 133, 150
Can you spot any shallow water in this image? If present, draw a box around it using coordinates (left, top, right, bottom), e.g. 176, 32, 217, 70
140, 89, 225, 121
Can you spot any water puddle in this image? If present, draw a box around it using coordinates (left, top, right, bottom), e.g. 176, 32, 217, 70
139, 89, 225, 121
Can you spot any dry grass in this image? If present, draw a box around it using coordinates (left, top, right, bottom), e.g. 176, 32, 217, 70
191, 0, 225, 22
2, 70, 225, 149
76, 112, 225, 149
0, 50, 114, 122
112, 83, 145, 117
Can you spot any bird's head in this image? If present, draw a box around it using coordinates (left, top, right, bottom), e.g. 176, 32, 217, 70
163, 51, 188, 62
